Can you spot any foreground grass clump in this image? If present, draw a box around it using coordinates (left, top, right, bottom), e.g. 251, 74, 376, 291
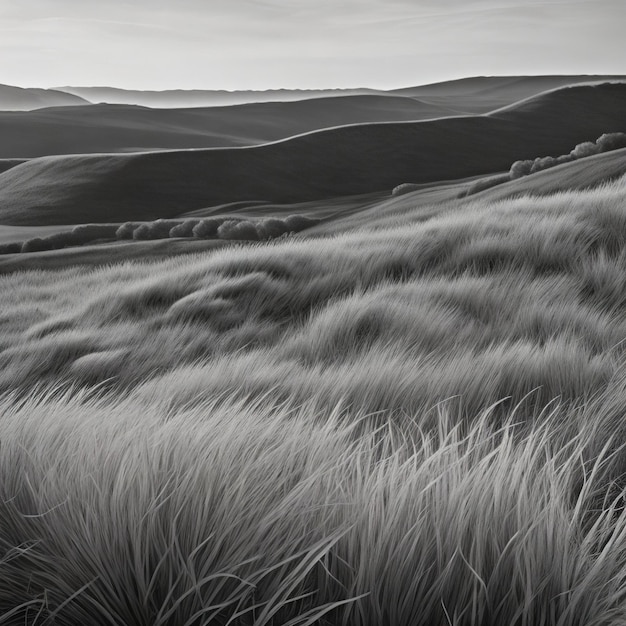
2, 177, 626, 622
1, 389, 626, 624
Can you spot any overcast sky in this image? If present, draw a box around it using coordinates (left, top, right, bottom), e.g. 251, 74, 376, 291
1, 0, 624, 90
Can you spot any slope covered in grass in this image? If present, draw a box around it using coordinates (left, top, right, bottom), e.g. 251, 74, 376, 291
1, 82, 624, 225
473, 147, 626, 201
393, 74, 626, 113
2, 178, 626, 622
0, 95, 457, 158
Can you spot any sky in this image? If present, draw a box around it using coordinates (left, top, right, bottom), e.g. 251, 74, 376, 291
1, 0, 624, 90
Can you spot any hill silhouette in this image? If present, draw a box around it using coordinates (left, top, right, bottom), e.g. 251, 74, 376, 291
393, 75, 626, 114
0, 84, 90, 111
0, 95, 456, 158
56, 86, 383, 108
0, 82, 624, 225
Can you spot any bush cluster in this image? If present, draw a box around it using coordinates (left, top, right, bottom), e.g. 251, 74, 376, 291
18, 224, 118, 254
0, 242, 22, 255
7, 214, 322, 256
115, 215, 321, 243
510, 132, 626, 180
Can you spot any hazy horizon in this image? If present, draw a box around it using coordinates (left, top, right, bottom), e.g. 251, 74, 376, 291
2, 0, 624, 91
5, 71, 624, 94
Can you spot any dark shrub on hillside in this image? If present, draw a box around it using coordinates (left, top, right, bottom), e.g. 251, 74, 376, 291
509, 160, 533, 179
132, 224, 153, 240
42, 233, 78, 249
570, 141, 600, 160
530, 156, 559, 174
283, 215, 320, 232
508, 132, 625, 182
170, 219, 200, 238
556, 154, 575, 166
217, 220, 259, 241
596, 132, 626, 152
192, 219, 223, 239
133, 219, 180, 241
21, 238, 53, 253
116, 222, 141, 240
256, 218, 289, 240
0, 242, 21, 254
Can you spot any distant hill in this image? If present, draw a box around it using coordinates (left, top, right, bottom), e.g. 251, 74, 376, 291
0, 82, 624, 225
56, 76, 626, 113
392, 75, 626, 114
0, 95, 458, 158
0, 84, 89, 111
56, 86, 384, 108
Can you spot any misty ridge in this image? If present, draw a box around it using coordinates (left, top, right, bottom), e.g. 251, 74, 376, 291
1, 71, 626, 625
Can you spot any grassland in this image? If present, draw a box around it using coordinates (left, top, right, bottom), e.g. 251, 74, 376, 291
2, 173, 626, 623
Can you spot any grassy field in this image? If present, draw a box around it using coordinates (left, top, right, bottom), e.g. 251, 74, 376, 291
2, 174, 626, 622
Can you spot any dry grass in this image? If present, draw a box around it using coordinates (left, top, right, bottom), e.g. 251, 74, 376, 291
2, 177, 626, 622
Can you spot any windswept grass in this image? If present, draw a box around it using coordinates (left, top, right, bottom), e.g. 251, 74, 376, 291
2, 177, 626, 622
1, 388, 626, 624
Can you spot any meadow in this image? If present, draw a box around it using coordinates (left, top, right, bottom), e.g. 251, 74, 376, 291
2, 174, 626, 623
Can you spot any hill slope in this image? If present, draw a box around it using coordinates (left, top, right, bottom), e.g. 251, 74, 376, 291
0, 95, 456, 158
0, 84, 90, 111
473, 148, 626, 202
393, 75, 626, 114
0, 82, 624, 225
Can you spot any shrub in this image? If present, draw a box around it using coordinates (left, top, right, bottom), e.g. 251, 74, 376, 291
256, 218, 289, 240
217, 220, 260, 241
509, 160, 533, 179
21, 238, 53, 253
570, 141, 600, 160
0, 242, 21, 255
170, 219, 201, 238
42, 233, 79, 249
133, 220, 179, 241
132, 224, 153, 240
116, 222, 141, 240
596, 132, 626, 153
530, 156, 558, 174
192, 219, 224, 239
555, 154, 575, 166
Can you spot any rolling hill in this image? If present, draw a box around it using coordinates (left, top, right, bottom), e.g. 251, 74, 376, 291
0, 82, 624, 226
56, 86, 384, 108
0, 95, 457, 158
0, 84, 90, 111
392, 75, 626, 114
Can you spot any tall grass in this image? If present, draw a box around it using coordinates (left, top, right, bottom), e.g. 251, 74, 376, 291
1, 177, 626, 622
1, 388, 626, 624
